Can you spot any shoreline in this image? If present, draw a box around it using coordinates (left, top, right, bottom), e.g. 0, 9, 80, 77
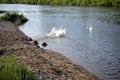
0, 21, 101, 80
0, 1, 120, 7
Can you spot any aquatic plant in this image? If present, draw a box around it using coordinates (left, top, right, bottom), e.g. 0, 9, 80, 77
0, 12, 28, 25
0, 54, 36, 80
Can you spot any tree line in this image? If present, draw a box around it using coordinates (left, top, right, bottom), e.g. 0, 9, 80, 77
0, 0, 120, 7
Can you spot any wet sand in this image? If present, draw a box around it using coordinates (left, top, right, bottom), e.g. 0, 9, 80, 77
0, 21, 101, 80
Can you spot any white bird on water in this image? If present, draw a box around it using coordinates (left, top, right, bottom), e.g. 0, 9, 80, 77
47, 27, 66, 38
87, 25, 93, 31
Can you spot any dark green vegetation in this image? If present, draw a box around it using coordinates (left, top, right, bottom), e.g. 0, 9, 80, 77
0, 54, 36, 80
0, 12, 28, 25
0, 10, 7, 14
0, 0, 120, 7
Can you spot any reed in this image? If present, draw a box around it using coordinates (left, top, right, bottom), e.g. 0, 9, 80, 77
0, 0, 120, 7
0, 12, 28, 25
0, 54, 36, 80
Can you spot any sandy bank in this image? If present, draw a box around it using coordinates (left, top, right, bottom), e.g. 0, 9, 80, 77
0, 21, 101, 80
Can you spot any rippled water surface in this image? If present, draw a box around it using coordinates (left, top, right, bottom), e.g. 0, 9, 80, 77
0, 4, 120, 80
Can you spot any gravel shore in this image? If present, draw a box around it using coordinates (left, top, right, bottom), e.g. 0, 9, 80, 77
0, 21, 101, 80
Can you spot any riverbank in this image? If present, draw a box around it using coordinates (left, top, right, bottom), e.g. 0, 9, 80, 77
0, 21, 101, 80
0, 0, 120, 7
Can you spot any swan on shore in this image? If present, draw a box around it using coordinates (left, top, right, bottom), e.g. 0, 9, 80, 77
47, 27, 66, 38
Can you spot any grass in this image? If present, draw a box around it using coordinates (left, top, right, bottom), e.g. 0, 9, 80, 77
0, 0, 120, 7
0, 54, 36, 80
0, 12, 28, 25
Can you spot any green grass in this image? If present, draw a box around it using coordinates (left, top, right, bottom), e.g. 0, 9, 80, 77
0, 54, 36, 80
0, 0, 120, 7
0, 12, 28, 25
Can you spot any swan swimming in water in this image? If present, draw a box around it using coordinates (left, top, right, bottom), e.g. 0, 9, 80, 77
89, 26, 93, 31
87, 25, 93, 31
47, 27, 66, 38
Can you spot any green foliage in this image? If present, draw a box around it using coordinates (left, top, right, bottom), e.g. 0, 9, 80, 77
0, 54, 36, 80
0, 12, 28, 25
0, 0, 120, 7
0, 10, 7, 14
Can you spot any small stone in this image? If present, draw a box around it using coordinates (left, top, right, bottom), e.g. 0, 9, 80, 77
28, 38, 32, 41
32, 40, 38, 45
0, 49, 5, 56
16, 38, 18, 40
36, 45, 40, 48
42, 42, 47, 47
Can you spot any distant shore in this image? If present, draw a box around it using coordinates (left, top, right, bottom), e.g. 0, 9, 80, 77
0, 21, 101, 80
0, 0, 120, 7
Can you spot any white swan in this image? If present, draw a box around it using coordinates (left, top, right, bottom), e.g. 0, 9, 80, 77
87, 25, 93, 31
89, 26, 93, 31
47, 27, 66, 38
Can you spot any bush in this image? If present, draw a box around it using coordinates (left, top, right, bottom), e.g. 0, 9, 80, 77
0, 54, 36, 80
0, 10, 7, 14
0, 12, 28, 25
0, 0, 120, 7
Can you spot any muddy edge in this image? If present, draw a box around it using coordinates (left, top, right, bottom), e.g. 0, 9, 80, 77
0, 21, 101, 80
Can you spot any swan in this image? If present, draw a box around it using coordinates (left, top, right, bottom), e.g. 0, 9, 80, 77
47, 27, 66, 38
89, 26, 93, 31
87, 25, 93, 31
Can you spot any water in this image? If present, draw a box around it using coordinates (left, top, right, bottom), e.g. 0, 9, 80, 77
0, 4, 120, 80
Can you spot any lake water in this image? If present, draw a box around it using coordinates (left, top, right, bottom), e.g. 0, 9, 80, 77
0, 4, 120, 80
